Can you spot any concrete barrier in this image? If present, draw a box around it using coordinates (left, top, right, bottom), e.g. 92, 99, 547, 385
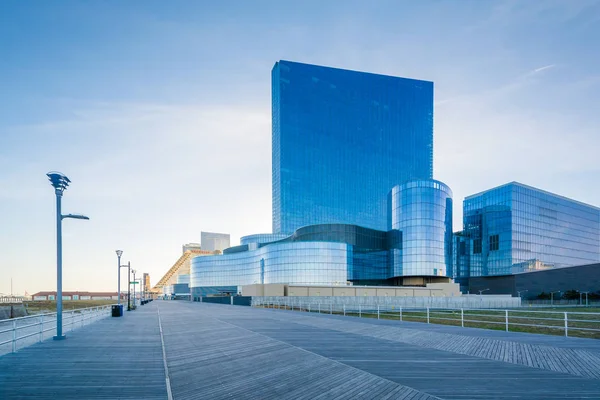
0, 305, 27, 320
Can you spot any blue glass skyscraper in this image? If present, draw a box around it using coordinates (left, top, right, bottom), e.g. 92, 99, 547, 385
272, 60, 433, 234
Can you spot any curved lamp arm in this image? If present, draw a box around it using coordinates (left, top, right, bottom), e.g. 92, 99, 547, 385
62, 214, 90, 220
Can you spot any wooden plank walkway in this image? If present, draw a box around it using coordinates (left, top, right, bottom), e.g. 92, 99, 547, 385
162, 302, 600, 399
158, 302, 437, 400
2, 300, 600, 399
0, 303, 167, 400
256, 308, 600, 379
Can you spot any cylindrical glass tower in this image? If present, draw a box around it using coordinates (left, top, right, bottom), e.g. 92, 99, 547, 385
388, 179, 453, 277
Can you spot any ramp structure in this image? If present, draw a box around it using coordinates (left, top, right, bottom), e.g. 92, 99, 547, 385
151, 249, 212, 293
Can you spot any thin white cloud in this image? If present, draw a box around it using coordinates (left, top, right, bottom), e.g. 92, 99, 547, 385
530, 64, 556, 75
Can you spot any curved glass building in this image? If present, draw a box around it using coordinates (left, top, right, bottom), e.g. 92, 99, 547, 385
240, 234, 289, 248
388, 180, 453, 279
190, 180, 454, 296
190, 224, 394, 296
190, 240, 350, 296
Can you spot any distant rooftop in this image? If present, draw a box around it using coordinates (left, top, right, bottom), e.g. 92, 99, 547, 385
276, 59, 433, 85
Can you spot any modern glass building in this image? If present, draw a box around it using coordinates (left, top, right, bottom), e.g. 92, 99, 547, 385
459, 182, 600, 277
191, 228, 354, 297
181, 61, 600, 296
189, 178, 599, 295
272, 60, 433, 234
388, 180, 453, 280
190, 180, 454, 295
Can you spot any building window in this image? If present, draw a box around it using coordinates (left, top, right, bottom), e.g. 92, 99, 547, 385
459, 241, 466, 255
473, 239, 482, 254
490, 234, 499, 251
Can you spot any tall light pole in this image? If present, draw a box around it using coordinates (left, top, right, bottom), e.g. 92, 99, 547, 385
119, 264, 129, 310
127, 261, 131, 311
517, 289, 528, 299
47, 172, 89, 340
478, 288, 490, 295
116, 250, 123, 305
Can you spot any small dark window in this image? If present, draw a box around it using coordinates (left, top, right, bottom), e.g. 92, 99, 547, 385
459, 242, 466, 255
490, 234, 499, 251
473, 239, 482, 254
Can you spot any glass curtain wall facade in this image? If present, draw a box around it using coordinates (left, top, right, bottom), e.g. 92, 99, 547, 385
451, 233, 470, 279
272, 60, 433, 234
388, 180, 453, 277
283, 224, 389, 283
190, 224, 393, 295
191, 179, 456, 296
464, 182, 600, 276
240, 234, 289, 246
190, 241, 350, 297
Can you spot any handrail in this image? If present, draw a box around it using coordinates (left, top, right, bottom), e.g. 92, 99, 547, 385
0, 305, 112, 355
252, 299, 600, 339
5, 305, 111, 322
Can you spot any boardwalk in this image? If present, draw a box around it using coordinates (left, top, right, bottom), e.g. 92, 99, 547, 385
2, 301, 600, 399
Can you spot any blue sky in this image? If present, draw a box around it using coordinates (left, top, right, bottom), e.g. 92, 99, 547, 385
1, 0, 599, 295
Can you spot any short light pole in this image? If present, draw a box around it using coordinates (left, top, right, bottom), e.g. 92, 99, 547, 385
116, 250, 123, 304
478, 288, 490, 296
551, 290, 561, 306
127, 261, 131, 311
47, 172, 89, 340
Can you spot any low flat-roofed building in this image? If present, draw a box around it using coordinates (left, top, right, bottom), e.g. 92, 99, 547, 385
30, 291, 123, 301
468, 262, 600, 299
241, 282, 461, 297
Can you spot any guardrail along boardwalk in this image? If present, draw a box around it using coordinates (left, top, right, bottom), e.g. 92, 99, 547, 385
2, 301, 600, 399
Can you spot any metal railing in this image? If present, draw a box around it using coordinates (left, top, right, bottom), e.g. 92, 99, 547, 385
0, 305, 112, 355
253, 299, 600, 339
0, 296, 26, 303
524, 300, 600, 307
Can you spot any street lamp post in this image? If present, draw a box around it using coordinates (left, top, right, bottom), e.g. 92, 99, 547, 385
551, 290, 561, 306
119, 264, 129, 308
132, 269, 137, 308
517, 289, 528, 299
127, 262, 131, 311
116, 250, 123, 305
47, 172, 89, 340
478, 288, 490, 296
